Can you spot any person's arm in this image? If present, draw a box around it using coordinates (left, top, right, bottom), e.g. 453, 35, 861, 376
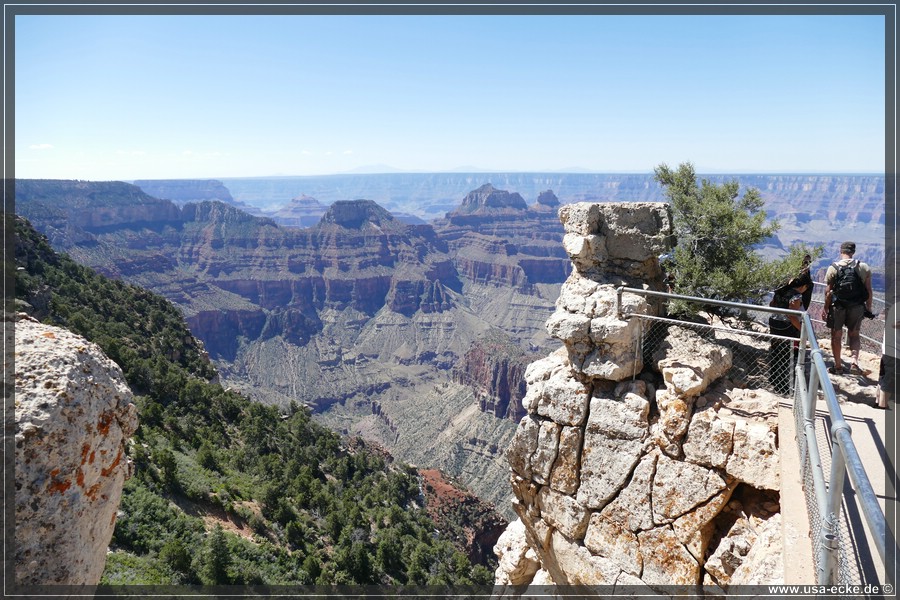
822, 267, 837, 321
788, 296, 803, 330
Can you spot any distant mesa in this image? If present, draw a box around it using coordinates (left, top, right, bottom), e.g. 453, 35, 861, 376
133, 179, 264, 216
319, 199, 396, 229
450, 184, 529, 216
272, 194, 327, 228
534, 189, 560, 209
289, 194, 324, 208
133, 178, 233, 205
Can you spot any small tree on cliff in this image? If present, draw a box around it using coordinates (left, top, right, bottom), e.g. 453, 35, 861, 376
655, 162, 821, 312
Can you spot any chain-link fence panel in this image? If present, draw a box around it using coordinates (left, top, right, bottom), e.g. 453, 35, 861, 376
634, 305, 807, 397
621, 288, 884, 588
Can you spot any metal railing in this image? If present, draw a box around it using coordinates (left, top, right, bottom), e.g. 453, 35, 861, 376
615, 286, 890, 586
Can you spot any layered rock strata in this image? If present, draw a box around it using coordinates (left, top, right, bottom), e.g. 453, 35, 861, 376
15, 181, 541, 513
433, 185, 570, 290
14, 315, 139, 585
453, 333, 539, 421
271, 194, 328, 227
497, 202, 783, 590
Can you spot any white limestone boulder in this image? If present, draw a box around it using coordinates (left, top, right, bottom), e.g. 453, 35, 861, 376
494, 518, 541, 586
653, 326, 733, 397
15, 316, 138, 585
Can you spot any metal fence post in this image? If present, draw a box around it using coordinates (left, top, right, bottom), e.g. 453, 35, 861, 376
819, 422, 851, 584
616, 286, 624, 319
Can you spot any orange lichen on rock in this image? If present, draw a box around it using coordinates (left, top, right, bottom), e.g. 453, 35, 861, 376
96, 411, 113, 435
100, 450, 123, 478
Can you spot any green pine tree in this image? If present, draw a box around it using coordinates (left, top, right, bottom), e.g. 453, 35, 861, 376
655, 162, 822, 314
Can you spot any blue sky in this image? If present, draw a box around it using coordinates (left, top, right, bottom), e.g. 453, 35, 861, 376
15, 13, 887, 180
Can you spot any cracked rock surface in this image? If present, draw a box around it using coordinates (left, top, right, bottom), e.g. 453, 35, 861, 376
495, 203, 783, 591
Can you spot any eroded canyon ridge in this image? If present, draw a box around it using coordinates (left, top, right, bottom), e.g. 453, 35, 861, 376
15, 174, 884, 513
15, 179, 570, 511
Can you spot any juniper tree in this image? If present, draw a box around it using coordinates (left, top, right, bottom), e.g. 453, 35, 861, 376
655, 162, 821, 314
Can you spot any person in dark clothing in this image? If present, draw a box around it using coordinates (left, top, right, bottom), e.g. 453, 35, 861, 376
768, 272, 813, 394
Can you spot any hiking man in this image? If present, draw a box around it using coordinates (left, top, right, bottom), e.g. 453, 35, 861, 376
823, 241, 874, 374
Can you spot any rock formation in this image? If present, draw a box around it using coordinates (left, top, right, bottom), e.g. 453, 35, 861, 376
15, 181, 530, 512
433, 185, 570, 290
533, 190, 560, 212
133, 178, 238, 206
451, 184, 529, 215
271, 194, 328, 227
217, 172, 886, 288
496, 202, 784, 591
453, 332, 539, 421
14, 315, 139, 585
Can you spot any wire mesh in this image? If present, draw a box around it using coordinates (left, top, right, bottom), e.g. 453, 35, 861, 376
635, 305, 805, 397
624, 289, 882, 587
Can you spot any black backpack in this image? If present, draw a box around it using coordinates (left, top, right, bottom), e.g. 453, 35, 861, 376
769, 284, 795, 309
832, 260, 868, 305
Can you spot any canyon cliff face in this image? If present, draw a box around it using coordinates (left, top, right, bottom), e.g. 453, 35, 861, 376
133, 178, 265, 215
219, 172, 886, 288
15, 180, 537, 511
496, 203, 783, 591
14, 179, 182, 250
453, 333, 539, 422
14, 315, 139, 586
433, 184, 570, 291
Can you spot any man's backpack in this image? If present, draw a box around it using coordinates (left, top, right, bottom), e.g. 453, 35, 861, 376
832, 260, 868, 305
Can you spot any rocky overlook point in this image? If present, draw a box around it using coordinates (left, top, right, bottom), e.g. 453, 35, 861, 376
495, 202, 783, 591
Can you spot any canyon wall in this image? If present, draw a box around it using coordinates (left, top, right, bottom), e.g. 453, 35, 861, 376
453, 333, 539, 422
496, 203, 784, 591
433, 184, 570, 292
15, 180, 550, 512
221, 172, 887, 287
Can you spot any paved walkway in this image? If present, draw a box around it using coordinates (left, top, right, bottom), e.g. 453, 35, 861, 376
780, 358, 895, 588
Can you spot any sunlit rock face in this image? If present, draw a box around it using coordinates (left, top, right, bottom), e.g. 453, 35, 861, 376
433, 185, 570, 291
496, 202, 784, 591
14, 315, 139, 585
